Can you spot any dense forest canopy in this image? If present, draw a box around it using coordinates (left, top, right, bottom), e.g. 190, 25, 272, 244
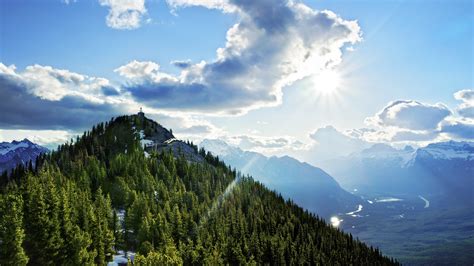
0, 115, 398, 265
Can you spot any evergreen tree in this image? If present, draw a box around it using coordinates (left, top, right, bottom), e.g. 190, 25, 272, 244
0, 193, 29, 265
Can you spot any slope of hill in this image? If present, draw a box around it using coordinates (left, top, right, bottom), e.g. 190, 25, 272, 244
0, 114, 396, 265
0, 139, 48, 174
200, 139, 360, 218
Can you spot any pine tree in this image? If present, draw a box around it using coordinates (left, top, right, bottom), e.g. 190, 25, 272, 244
0, 193, 29, 265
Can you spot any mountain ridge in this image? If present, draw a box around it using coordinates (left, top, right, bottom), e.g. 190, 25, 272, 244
0, 113, 397, 265
0, 138, 48, 174
200, 138, 361, 219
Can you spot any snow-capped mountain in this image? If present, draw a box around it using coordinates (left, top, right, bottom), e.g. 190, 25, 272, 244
349, 141, 473, 167
412, 141, 474, 161
0, 139, 49, 173
200, 139, 361, 218
322, 141, 474, 202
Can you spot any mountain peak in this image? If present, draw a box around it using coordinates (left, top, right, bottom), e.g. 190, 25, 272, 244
200, 139, 241, 156
0, 139, 48, 173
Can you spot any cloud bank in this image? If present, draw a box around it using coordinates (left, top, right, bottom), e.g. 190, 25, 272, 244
362, 91, 474, 143
117, 0, 361, 114
0, 63, 126, 130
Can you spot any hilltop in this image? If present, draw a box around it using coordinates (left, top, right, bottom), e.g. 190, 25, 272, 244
0, 113, 397, 265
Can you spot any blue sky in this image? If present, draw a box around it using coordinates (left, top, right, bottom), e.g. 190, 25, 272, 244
0, 0, 472, 160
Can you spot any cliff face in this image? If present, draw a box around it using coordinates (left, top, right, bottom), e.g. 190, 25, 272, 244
134, 114, 204, 163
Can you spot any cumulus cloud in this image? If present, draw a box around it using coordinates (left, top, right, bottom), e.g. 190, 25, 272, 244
0, 63, 127, 130
306, 126, 372, 161
118, 0, 361, 114
455, 89, 474, 103
362, 95, 474, 142
99, 0, 148, 30
440, 118, 474, 140
366, 100, 451, 131
454, 89, 474, 119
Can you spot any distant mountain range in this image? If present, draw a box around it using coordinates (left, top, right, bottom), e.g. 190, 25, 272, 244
0, 139, 48, 174
200, 139, 360, 218
321, 141, 473, 204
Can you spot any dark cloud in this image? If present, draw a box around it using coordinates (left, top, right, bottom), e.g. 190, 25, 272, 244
101, 86, 121, 96
119, 0, 361, 114
0, 74, 123, 130
125, 80, 274, 114
171, 60, 192, 69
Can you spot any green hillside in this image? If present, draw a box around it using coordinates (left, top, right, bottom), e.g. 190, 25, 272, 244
0, 115, 397, 265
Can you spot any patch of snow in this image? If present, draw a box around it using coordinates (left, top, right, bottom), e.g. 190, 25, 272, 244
141, 139, 154, 148
0, 141, 29, 155
116, 209, 125, 224
367, 200, 373, 204
164, 138, 178, 144
108, 250, 135, 266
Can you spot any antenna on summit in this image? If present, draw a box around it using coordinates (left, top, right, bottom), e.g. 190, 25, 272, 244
138, 107, 145, 119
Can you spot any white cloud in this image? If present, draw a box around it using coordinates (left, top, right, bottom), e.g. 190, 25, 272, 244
0, 62, 131, 130
119, 0, 361, 114
454, 89, 474, 103
307, 126, 372, 160
166, 0, 236, 13
454, 89, 474, 119
114, 60, 178, 83
0, 63, 115, 103
365, 100, 451, 131
99, 0, 147, 30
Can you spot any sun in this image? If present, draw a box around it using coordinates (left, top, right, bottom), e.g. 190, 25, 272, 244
313, 70, 341, 94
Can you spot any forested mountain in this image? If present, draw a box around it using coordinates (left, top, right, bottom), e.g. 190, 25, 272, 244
0, 114, 397, 265
200, 139, 360, 219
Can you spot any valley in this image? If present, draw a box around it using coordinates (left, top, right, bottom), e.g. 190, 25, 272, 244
338, 192, 474, 265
